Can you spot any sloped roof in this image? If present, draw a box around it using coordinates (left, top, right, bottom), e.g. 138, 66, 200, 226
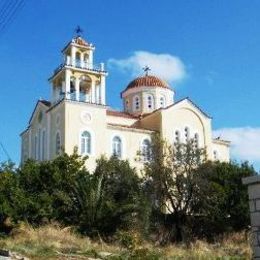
28, 99, 51, 124
106, 109, 138, 119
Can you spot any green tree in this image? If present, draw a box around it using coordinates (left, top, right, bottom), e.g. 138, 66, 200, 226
0, 161, 19, 232
73, 156, 149, 237
144, 134, 207, 243
194, 161, 256, 236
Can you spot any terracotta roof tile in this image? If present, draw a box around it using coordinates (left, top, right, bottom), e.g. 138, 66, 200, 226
106, 110, 138, 119
122, 75, 171, 93
73, 36, 89, 47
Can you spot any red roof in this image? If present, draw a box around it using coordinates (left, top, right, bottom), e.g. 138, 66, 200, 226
122, 75, 170, 93
73, 36, 89, 47
106, 110, 138, 119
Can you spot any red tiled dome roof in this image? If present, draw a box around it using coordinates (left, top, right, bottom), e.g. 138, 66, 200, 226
124, 75, 170, 92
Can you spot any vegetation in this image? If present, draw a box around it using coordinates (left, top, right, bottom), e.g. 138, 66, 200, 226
0, 135, 256, 258
0, 223, 252, 259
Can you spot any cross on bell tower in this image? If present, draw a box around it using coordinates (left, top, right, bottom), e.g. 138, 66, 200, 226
75, 25, 84, 37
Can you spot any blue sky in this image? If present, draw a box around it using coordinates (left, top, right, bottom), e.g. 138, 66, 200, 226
0, 0, 259, 170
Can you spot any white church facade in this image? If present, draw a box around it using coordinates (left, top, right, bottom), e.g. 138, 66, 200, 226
20, 35, 230, 172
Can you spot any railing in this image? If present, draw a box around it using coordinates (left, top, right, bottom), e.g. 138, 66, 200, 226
53, 59, 105, 75
53, 92, 93, 104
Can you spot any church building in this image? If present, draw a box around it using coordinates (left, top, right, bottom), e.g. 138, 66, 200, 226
20, 35, 230, 171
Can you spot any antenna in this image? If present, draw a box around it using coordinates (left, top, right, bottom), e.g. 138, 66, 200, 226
0, 142, 11, 161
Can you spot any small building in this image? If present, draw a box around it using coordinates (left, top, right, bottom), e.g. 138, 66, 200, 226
20, 35, 230, 171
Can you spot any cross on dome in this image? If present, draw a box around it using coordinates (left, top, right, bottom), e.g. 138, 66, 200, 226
142, 65, 151, 76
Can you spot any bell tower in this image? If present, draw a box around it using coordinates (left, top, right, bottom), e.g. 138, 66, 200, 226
49, 29, 107, 106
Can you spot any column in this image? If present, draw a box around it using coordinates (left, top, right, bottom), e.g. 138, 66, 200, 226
91, 80, 96, 103
96, 85, 100, 104
75, 77, 80, 101
243, 176, 260, 259
100, 75, 106, 105
80, 52, 84, 68
65, 70, 71, 99
71, 46, 76, 66
89, 50, 93, 69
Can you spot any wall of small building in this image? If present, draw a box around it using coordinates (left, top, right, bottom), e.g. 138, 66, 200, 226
212, 140, 230, 162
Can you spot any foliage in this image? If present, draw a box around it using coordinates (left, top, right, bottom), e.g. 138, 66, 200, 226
193, 160, 256, 237
0, 161, 19, 233
86, 156, 149, 236
0, 142, 255, 247
144, 134, 208, 242
0, 223, 251, 259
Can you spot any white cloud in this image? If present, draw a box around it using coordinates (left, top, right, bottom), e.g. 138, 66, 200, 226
214, 127, 260, 162
108, 51, 186, 83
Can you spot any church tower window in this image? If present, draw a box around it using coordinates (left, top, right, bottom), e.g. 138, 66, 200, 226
112, 136, 122, 158
75, 52, 81, 67
81, 131, 91, 154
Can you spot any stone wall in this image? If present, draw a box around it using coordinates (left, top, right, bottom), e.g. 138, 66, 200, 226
243, 175, 260, 259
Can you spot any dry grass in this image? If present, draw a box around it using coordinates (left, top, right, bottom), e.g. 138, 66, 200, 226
0, 223, 252, 259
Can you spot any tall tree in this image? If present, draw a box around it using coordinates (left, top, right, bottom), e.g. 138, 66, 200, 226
144, 134, 207, 242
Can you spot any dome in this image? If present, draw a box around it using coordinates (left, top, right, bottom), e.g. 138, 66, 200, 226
123, 75, 170, 92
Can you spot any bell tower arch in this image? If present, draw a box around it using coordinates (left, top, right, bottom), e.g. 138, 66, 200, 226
49, 31, 108, 106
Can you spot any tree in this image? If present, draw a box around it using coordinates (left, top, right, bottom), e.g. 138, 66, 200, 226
96, 156, 150, 235
16, 150, 89, 225
0, 161, 19, 233
194, 160, 256, 236
144, 134, 207, 243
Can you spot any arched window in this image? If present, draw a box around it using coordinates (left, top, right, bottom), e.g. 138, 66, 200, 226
213, 150, 218, 160
194, 133, 199, 149
142, 139, 151, 162
56, 132, 61, 155
42, 130, 45, 160
34, 135, 37, 159
133, 96, 140, 111
38, 129, 41, 160
84, 53, 89, 64
112, 136, 122, 158
174, 130, 181, 145
81, 131, 91, 154
125, 100, 129, 112
184, 127, 190, 142
147, 95, 154, 110
160, 96, 166, 108
75, 52, 81, 67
